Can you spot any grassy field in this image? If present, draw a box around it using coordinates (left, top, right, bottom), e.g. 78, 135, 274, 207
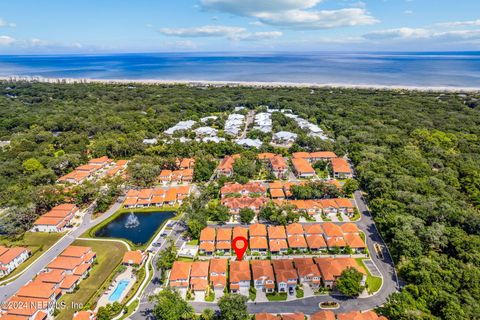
266, 292, 287, 301
355, 258, 383, 294
0, 232, 63, 282
55, 239, 128, 320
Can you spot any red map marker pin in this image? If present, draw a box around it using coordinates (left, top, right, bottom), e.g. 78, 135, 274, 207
232, 236, 248, 261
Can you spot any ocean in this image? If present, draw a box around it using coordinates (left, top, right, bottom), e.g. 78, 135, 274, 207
0, 52, 479, 88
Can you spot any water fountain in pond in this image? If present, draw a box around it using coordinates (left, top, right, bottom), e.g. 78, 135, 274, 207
125, 212, 140, 229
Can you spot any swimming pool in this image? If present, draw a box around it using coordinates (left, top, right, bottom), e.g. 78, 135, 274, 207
108, 279, 131, 302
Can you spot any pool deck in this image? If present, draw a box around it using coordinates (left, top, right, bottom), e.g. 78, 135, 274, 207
96, 266, 135, 310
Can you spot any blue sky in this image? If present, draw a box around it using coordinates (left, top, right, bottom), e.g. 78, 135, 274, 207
0, 0, 479, 53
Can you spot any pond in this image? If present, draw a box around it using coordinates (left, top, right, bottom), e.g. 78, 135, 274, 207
95, 211, 176, 245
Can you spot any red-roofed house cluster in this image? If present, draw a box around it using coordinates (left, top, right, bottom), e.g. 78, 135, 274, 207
199, 223, 366, 256
216, 154, 240, 177
57, 156, 127, 185
274, 198, 355, 218
0, 246, 30, 277
168, 256, 366, 300
158, 158, 195, 184
292, 152, 353, 179
257, 153, 289, 179
123, 186, 191, 208
0, 246, 96, 320
256, 310, 387, 320
32, 204, 79, 233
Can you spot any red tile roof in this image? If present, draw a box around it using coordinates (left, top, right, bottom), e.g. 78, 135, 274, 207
250, 237, 268, 250
267, 226, 286, 239
230, 260, 251, 282
249, 223, 267, 237
331, 158, 351, 173
200, 227, 216, 242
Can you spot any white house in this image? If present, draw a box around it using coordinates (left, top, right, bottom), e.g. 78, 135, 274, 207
0, 247, 30, 277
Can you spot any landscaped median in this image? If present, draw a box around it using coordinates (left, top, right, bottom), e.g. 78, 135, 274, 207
355, 258, 382, 294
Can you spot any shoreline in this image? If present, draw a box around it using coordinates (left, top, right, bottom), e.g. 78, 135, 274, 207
1, 76, 479, 92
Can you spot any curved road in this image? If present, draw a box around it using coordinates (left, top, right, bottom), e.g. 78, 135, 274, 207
0, 197, 125, 302
130, 190, 399, 318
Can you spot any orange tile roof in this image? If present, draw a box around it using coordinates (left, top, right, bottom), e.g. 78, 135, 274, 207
218, 155, 239, 172
322, 223, 344, 237
291, 158, 315, 174
287, 235, 307, 248
268, 239, 288, 252
268, 181, 284, 189
221, 182, 266, 195
169, 261, 192, 281
216, 228, 232, 241
125, 190, 139, 197
222, 197, 268, 211
310, 151, 337, 159
269, 188, 285, 198
190, 278, 208, 291
122, 250, 144, 265
295, 263, 320, 279
331, 158, 351, 173
60, 274, 80, 290
35, 270, 65, 284
311, 311, 336, 320
292, 152, 310, 159
33, 216, 64, 226
16, 282, 56, 299
282, 313, 305, 320
293, 257, 314, 266
200, 227, 216, 242
199, 242, 215, 252
257, 153, 276, 160
209, 258, 228, 275
250, 237, 268, 250
251, 260, 274, 281
335, 198, 354, 208
249, 223, 267, 237
314, 257, 365, 281
271, 259, 297, 283
53, 203, 77, 211
138, 188, 153, 199
123, 197, 137, 206
210, 274, 227, 288
344, 234, 366, 249
88, 156, 111, 164
286, 223, 304, 235
255, 313, 280, 320
326, 236, 347, 248
229, 260, 251, 282
47, 256, 83, 271
341, 223, 359, 234
303, 224, 323, 235
43, 209, 72, 219
179, 158, 195, 169
136, 198, 151, 206
232, 226, 248, 239
191, 261, 209, 278
73, 263, 91, 276
60, 246, 91, 258
216, 241, 231, 250
163, 189, 177, 202
337, 311, 387, 320
150, 196, 164, 204
306, 235, 327, 249
73, 310, 96, 320
0, 247, 29, 265
267, 225, 286, 239
270, 155, 288, 170
3, 297, 50, 317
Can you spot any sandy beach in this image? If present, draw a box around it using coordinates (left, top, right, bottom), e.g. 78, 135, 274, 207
1, 76, 479, 93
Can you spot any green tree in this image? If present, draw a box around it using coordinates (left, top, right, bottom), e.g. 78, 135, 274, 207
151, 287, 194, 320
218, 294, 249, 320
156, 238, 178, 271
239, 208, 255, 224
343, 178, 359, 195
22, 158, 43, 172
336, 267, 364, 297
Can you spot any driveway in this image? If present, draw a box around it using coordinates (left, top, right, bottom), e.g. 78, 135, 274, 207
302, 283, 314, 298
214, 288, 224, 301
194, 291, 205, 302
255, 290, 268, 302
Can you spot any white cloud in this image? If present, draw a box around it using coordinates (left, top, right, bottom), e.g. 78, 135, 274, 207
436, 19, 480, 28
404, 10, 413, 15
159, 25, 245, 37
363, 27, 480, 42
232, 31, 283, 41
200, 0, 378, 29
0, 35, 16, 45
200, 0, 323, 15
0, 18, 15, 28
159, 25, 282, 41
255, 8, 378, 29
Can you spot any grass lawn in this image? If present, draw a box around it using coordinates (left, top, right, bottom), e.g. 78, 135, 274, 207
55, 239, 128, 320
296, 288, 304, 298
355, 258, 383, 294
187, 239, 199, 245
0, 232, 63, 282
266, 292, 287, 301
177, 257, 194, 262
120, 299, 139, 320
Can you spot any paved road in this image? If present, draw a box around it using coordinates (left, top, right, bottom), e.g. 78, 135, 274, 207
0, 197, 125, 302
129, 190, 399, 318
